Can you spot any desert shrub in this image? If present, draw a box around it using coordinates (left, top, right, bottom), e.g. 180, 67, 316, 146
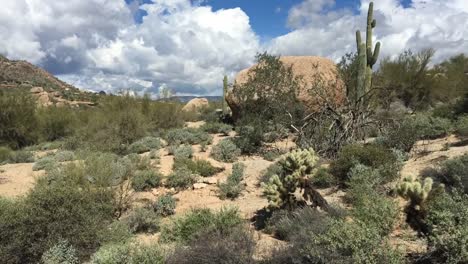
0, 172, 115, 263
200, 122, 233, 136
345, 164, 385, 203
260, 148, 285, 161
149, 149, 159, 160
126, 153, 151, 171
0, 91, 39, 148
128, 136, 161, 154
131, 170, 162, 191
83, 152, 134, 187
160, 207, 243, 243
312, 167, 337, 188
2, 149, 35, 164
330, 143, 401, 184
173, 144, 193, 160
425, 191, 468, 263
266, 207, 332, 241
434, 154, 468, 193
41, 240, 79, 264
91, 242, 165, 264
455, 115, 468, 136
54, 150, 75, 162
211, 139, 241, 162
124, 207, 160, 233
167, 226, 255, 264
0, 146, 12, 164
38, 106, 76, 142
165, 128, 212, 146
173, 158, 220, 177
32, 156, 58, 171
234, 123, 264, 154
165, 167, 198, 189
90, 243, 133, 264
153, 195, 177, 217
218, 163, 246, 200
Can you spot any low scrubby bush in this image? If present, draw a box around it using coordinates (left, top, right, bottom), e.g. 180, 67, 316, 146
131, 170, 162, 191
124, 207, 160, 234
211, 139, 241, 163
218, 163, 246, 200
455, 115, 468, 136
200, 122, 232, 136
41, 240, 79, 264
127, 136, 162, 154
91, 242, 165, 264
160, 207, 243, 243
234, 124, 264, 154
312, 167, 337, 188
173, 158, 221, 177
84, 152, 134, 187
165, 167, 198, 189
330, 143, 401, 185
434, 154, 468, 193
167, 226, 255, 264
0, 148, 35, 164
153, 195, 177, 217
173, 145, 193, 160
0, 146, 12, 164
165, 128, 212, 146
259, 162, 284, 185
425, 191, 468, 263
54, 150, 75, 162
32, 156, 58, 171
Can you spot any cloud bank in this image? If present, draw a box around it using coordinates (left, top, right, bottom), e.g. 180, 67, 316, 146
0, 0, 466, 96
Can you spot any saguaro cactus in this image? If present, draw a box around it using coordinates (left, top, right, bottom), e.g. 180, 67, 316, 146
222, 75, 228, 115
353, 1, 380, 106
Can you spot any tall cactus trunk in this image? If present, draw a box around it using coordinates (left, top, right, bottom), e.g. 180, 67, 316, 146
222, 75, 228, 115
353, 1, 380, 108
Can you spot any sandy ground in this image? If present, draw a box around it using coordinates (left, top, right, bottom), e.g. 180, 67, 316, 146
0, 163, 43, 198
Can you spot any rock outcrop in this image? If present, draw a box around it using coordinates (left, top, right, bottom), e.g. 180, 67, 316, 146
226, 56, 346, 119
182, 98, 209, 112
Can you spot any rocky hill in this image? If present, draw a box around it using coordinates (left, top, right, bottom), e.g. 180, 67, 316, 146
0, 55, 96, 106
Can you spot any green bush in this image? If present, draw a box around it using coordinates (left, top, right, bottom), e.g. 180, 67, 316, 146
160, 207, 243, 243
312, 167, 337, 188
0, 146, 12, 164
131, 170, 162, 191
0, 91, 38, 148
128, 136, 161, 154
425, 191, 468, 263
173, 158, 221, 177
0, 172, 115, 263
234, 124, 264, 154
165, 167, 198, 189
83, 152, 134, 187
200, 122, 233, 136
211, 139, 241, 163
0, 148, 35, 164
259, 162, 284, 185
218, 163, 246, 200
91, 242, 165, 264
435, 154, 468, 193
41, 240, 79, 264
455, 115, 468, 136
173, 144, 193, 160
38, 106, 76, 142
167, 226, 255, 264
330, 143, 401, 184
54, 150, 75, 162
165, 128, 212, 146
124, 207, 160, 233
32, 156, 58, 171
153, 195, 177, 217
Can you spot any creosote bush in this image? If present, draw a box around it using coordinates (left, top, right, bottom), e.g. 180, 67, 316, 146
131, 169, 162, 191
218, 162, 246, 200
210, 139, 241, 163
173, 144, 193, 160
41, 240, 79, 264
164, 128, 212, 146
124, 207, 160, 234
128, 136, 161, 154
153, 195, 177, 217
165, 167, 198, 189
32, 156, 58, 171
160, 207, 243, 243
330, 143, 402, 185
434, 154, 468, 193
200, 122, 233, 136
173, 158, 221, 177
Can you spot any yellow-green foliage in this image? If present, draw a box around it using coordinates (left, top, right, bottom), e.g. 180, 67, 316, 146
263, 148, 319, 210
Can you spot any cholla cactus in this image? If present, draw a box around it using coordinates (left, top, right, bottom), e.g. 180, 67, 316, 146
397, 176, 441, 208
263, 148, 319, 210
